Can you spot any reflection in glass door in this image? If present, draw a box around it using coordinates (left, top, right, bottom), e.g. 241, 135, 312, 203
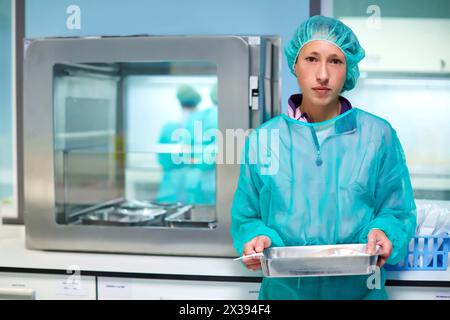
53, 61, 218, 229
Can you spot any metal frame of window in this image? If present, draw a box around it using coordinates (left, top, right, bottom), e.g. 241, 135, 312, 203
4, 0, 24, 224
310, 0, 321, 16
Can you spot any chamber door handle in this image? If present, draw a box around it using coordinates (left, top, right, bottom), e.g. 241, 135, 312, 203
249, 76, 259, 110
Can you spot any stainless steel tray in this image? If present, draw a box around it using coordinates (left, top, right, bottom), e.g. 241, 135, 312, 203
118, 200, 162, 210
259, 244, 380, 278
164, 205, 217, 228
81, 205, 166, 226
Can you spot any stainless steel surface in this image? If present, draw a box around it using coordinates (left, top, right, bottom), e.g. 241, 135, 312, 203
260, 244, 380, 278
248, 36, 281, 128
23, 35, 281, 257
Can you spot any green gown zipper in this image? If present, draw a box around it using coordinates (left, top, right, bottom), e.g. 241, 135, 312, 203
309, 126, 323, 166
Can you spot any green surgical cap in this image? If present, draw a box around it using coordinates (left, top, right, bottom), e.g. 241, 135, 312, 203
176, 84, 202, 107
285, 15, 365, 92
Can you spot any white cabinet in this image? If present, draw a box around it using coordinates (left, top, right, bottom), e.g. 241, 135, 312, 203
341, 17, 450, 73
386, 286, 450, 300
97, 277, 260, 300
2, 271, 450, 300
0, 272, 96, 300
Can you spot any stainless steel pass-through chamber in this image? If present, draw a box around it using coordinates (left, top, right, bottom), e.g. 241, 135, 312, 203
22, 35, 281, 256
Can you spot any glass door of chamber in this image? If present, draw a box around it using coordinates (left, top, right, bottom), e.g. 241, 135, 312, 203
53, 61, 218, 229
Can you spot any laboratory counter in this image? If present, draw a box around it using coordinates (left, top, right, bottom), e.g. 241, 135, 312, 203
0, 225, 449, 300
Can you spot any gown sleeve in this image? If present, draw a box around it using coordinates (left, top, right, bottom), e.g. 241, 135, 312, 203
230, 133, 285, 255
360, 126, 417, 265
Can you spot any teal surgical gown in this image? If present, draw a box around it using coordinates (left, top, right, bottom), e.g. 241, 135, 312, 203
157, 121, 187, 203
230, 108, 417, 300
183, 106, 218, 205
157, 106, 218, 205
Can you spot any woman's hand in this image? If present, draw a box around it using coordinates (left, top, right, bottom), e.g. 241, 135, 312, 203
367, 229, 392, 268
242, 236, 272, 271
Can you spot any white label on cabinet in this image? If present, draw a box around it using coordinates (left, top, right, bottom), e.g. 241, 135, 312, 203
100, 279, 133, 299
56, 279, 90, 297
435, 293, 450, 300
248, 36, 260, 45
